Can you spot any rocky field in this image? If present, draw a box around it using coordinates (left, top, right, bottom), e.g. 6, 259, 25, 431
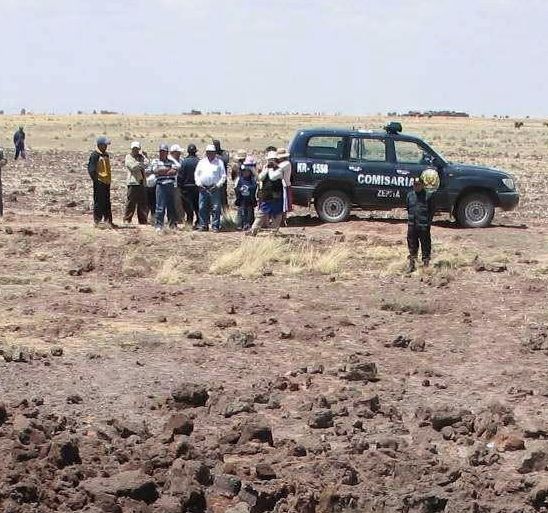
0, 115, 547, 512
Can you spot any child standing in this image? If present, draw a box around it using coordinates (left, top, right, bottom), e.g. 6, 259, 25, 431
234, 160, 257, 231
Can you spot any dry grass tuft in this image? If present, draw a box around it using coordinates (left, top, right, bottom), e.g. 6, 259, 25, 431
210, 237, 287, 277
122, 251, 154, 278
290, 243, 350, 274
156, 256, 187, 284
211, 238, 351, 277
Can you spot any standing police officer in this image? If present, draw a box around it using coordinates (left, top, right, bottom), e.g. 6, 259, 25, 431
406, 175, 435, 272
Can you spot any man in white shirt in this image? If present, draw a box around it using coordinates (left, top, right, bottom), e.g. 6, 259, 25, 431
195, 144, 226, 232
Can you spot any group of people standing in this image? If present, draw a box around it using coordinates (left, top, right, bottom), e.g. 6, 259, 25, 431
87, 137, 293, 236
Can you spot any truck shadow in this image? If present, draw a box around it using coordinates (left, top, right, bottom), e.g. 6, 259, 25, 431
287, 214, 527, 230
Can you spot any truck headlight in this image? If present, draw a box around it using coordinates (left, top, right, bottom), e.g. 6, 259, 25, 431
502, 178, 515, 190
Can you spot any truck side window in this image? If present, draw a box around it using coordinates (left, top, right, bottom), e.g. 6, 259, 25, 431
350, 138, 386, 161
395, 140, 430, 164
306, 136, 345, 160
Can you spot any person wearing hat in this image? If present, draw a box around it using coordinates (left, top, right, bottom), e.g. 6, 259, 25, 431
168, 144, 184, 223
195, 144, 226, 232
123, 141, 149, 225
231, 149, 247, 182
178, 144, 200, 227
13, 126, 26, 160
150, 144, 178, 231
406, 175, 435, 272
276, 148, 292, 219
234, 156, 257, 230
212, 139, 230, 210
87, 136, 114, 227
0, 148, 7, 217
247, 151, 284, 236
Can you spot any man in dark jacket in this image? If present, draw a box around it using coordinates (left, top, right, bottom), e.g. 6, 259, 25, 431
213, 139, 230, 210
406, 176, 435, 272
87, 136, 114, 227
13, 127, 26, 160
178, 144, 200, 227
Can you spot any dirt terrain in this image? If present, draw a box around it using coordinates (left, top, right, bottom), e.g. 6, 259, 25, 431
0, 115, 547, 512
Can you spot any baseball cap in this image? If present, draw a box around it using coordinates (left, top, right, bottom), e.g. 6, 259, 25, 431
187, 144, 197, 153
205, 144, 216, 152
159, 143, 169, 152
170, 144, 183, 153
130, 141, 141, 149
97, 136, 111, 146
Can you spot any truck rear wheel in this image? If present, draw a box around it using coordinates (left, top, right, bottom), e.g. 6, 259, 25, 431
456, 193, 495, 228
316, 190, 351, 223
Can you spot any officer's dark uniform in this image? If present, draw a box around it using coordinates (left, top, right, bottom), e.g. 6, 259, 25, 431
406, 185, 435, 270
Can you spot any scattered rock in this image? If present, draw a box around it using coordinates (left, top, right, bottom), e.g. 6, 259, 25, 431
517, 449, 548, 474
224, 399, 255, 418
280, 328, 294, 340
0, 403, 7, 425
494, 433, 525, 452
338, 361, 378, 382
410, 338, 426, 352
239, 421, 274, 446
228, 330, 256, 348
255, 463, 276, 480
214, 474, 242, 497
50, 346, 64, 357
308, 409, 334, 429
48, 435, 82, 468
431, 408, 466, 431
81, 470, 159, 504
170, 382, 209, 408
164, 413, 194, 438
530, 478, 548, 509
66, 394, 83, 404
186, 330, 203, 340
215, 318, 237, 328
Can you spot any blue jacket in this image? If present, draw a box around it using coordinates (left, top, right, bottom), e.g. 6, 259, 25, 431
234, 176, 257, 207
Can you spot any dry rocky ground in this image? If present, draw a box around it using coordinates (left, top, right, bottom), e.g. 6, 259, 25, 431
0, 116, 547, 512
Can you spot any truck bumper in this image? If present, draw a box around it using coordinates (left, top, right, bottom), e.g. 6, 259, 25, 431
497, 191, 519, 211
291, 185, 315, 207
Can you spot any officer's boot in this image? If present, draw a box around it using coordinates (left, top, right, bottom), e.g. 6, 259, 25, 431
406, 257, 416, 273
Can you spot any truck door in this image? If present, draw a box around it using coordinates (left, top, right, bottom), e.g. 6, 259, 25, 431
392, 139, 440, 206
349, 136, 398, 207
293, 134, 350, 190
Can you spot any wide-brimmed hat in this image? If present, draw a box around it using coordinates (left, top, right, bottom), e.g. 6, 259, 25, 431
170, 144, 183, 153
266, 150, 278, 160
130, 141, 141, 149
243, 156, 256, 167
276, 148, 290, 159
235, 149, 246, 160
205, 144, 217, 152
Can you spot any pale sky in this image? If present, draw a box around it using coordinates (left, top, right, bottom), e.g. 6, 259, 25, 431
1, 0, 546, 116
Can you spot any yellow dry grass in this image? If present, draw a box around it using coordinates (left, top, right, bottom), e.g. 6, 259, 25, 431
210, 237, 351, 277
155, 256, 187, 285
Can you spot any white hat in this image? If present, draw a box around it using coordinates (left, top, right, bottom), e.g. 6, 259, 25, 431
170, 144, 182, 153
266, 150, 278, 160
205, 144, 217, 152
130, 141, 141, 149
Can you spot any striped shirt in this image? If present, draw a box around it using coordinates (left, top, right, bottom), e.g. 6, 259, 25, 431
150, 158, 176, 185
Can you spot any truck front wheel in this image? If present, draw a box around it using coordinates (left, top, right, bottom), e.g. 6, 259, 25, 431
456, 193, 495, 228
315, 190, 351, 223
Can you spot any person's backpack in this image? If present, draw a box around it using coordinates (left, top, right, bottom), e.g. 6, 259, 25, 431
259, 173, 283, 201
